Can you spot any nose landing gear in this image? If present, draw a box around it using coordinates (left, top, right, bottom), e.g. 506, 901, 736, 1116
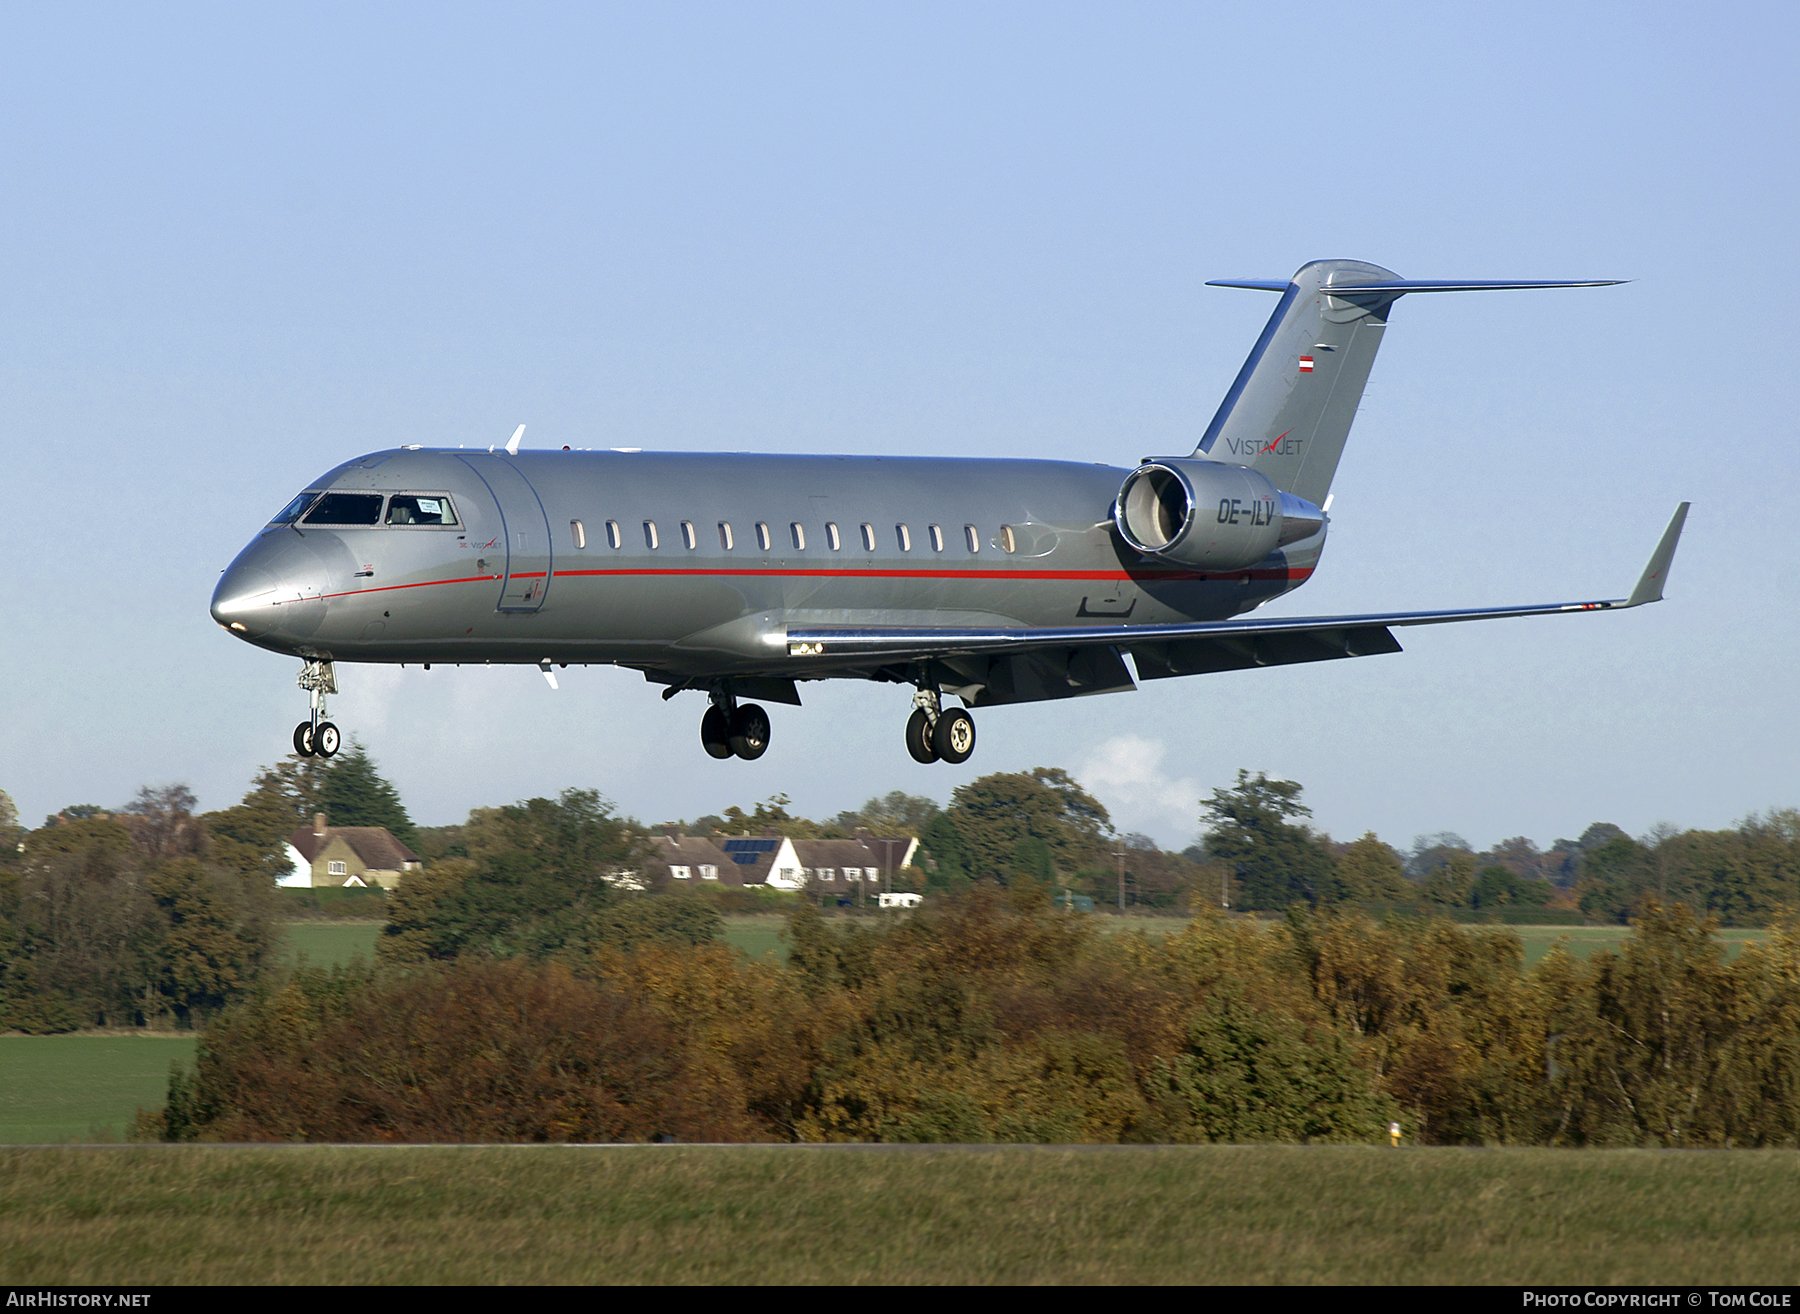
292, 659, 342, 759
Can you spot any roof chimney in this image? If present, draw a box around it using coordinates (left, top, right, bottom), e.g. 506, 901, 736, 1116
313, 812, 326, 838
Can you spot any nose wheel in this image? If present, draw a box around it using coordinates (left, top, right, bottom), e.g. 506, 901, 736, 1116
293, 720, 341, 758
905, 688, 976, 765
292, 659, 342, 758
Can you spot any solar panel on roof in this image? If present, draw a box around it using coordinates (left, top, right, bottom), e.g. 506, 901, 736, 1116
721, 838, 779, 853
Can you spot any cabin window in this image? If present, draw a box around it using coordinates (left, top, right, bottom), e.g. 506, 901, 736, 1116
964, 524, 979, 553
718, 521, 735, 551
302, 493, 383, 526
860, 523, 876, 551
671, 865, 691, 881
790, 522, 806, 551
643, 520, 659, 550
998, 524, 1017, 554
928, 524, 944, 552
756, 521, 772, 552
385, 494, 457, 527
570, 519, 586, 549
680, 520, 697, 550
826, 522, 841, 551
700, 864, 718, 880
606, 520, 622, 550
896, 524, 912, 552
328, 860, 347, 876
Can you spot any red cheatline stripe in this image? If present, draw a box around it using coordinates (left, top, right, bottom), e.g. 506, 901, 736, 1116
554, 566, 1313, 583
300, 564, 1313, 604
315, 573, 500, 601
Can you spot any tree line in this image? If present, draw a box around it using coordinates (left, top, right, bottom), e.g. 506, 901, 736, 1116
152, 885, 1800, 1147
5, 749, 1799, 1037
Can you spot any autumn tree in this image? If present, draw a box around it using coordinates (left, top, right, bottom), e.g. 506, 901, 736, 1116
120, 785, 208, 863
163, 958, 766, 1143
1334, 832, 1412, 905
937, 769, 1113, 884
1546, 902, 1739, 1145
0, 788, 23, 857
318, 743, 417, 847
377, 789, 642, 962
1199, 771, 1337, 910
830, 791, 942, 837
203, 758, 332, 882
1575, 832, 1656, 923
0, 805, 277, 1030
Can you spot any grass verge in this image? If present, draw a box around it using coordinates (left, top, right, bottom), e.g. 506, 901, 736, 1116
1, 1144, 1797, 1285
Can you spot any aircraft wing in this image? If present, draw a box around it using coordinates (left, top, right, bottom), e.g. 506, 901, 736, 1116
781, 503, 1688, 704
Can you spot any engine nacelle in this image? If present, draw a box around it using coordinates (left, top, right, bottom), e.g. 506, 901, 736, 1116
1113, 458, 1326, 570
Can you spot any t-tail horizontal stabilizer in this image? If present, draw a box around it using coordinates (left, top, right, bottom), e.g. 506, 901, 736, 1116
1205, 277, 1628, 294
1193, 263, 1630, 509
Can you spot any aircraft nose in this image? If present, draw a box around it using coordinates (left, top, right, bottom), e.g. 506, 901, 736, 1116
210, 563, 280, 634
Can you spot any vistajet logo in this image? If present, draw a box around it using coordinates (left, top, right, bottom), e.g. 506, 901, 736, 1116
1221, 429, 1304, 459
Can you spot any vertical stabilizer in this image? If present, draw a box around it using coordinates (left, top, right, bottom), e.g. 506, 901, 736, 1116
1197, 259, 1401, 507
1196, 262, 1623, 507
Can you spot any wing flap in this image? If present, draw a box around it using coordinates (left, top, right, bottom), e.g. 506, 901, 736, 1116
1132, 625, 1403, 680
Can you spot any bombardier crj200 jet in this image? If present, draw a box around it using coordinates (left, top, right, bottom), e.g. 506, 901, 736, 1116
211, 259, 1688, 766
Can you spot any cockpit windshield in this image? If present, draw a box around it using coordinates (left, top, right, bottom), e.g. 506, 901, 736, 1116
270, 491, 321, 525
302, 493, 385, 526
278, 491, 460, 528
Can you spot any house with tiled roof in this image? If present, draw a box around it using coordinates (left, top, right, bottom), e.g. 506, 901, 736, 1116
644, 835, 740, 888
648, 832, 918, 896
285, 813, 422, 889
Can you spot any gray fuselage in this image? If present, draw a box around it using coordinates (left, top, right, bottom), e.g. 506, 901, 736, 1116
210, 447, 1320, 686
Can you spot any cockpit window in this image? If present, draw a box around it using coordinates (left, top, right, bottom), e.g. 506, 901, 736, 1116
385, 494, 457, 527
271, 491, 321, 524
301, 492, 384, 526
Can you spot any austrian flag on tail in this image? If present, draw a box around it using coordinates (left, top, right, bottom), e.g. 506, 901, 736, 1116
1298, 355, 1315, 373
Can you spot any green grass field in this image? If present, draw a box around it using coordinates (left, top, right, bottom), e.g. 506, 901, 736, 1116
0, 1036, 198, 1144
1505, 924, 1764, 966
1095, 916, 1768, 967
271, 912, 1773, 974
722, 912, 790, 959
277, 915, 793, 969
278, 920, 382, 969
2, 1144, 1797, 1284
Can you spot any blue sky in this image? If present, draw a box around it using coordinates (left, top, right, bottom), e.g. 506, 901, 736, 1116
3, 2, 1795, 854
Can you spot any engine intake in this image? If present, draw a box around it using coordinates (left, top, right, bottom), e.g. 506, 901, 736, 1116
1114, 459, 1325, 571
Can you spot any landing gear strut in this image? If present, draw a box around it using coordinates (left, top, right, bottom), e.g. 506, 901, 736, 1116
293, 659, 341, 759
699, 689, 771, 761
905, 685, 976, 765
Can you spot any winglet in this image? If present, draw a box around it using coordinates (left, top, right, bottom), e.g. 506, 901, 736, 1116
505, 424, 525, 456
1627, 502, 1690, 607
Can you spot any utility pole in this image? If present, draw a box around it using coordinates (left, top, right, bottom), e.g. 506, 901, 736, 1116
1115, 849, 1126, 913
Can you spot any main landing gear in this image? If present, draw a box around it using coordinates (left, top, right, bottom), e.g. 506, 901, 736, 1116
699, 691, 771, 761
292, 659, 342, 759
687, 682, 977, 766
904, 687, 975, 766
